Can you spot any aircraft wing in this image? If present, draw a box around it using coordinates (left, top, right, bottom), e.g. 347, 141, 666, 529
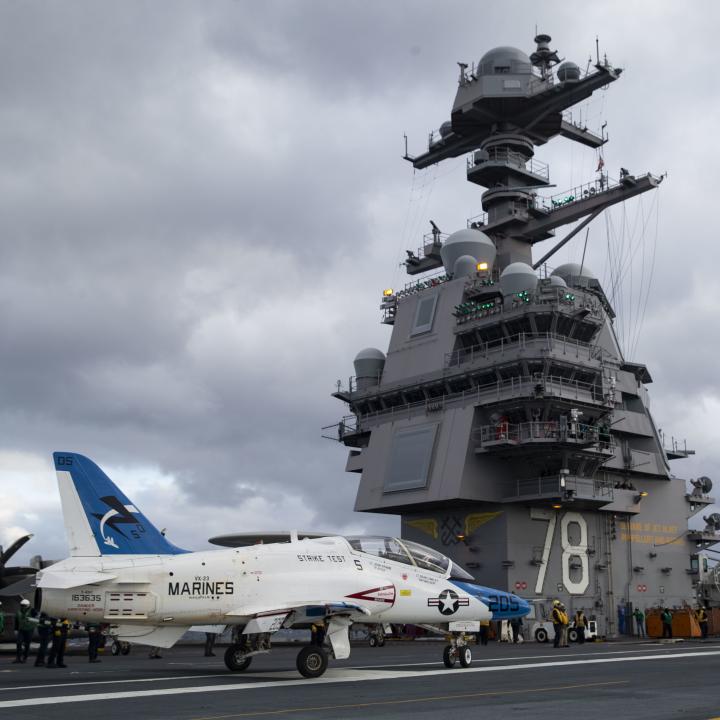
189, 624, 227, 634
227, 600, 371, 618
36, 571, 117, 589
226, 600, 371, 632
111, 624, 189, 648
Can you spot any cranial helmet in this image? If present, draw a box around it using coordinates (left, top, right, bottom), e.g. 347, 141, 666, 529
20, 599, 30, 606
553, 599, 560, 606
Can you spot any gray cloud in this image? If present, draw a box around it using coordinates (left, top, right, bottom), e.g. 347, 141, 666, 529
1, 0, 719, 562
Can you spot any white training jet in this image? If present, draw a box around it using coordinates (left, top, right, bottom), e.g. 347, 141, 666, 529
35, 452, 529, 678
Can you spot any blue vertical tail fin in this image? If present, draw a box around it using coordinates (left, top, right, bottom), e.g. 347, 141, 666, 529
54, 452, 188, 556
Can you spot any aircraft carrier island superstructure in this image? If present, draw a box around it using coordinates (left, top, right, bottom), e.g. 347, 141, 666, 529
331, 35, 717, 637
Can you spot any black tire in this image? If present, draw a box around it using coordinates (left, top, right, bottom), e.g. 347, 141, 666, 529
296, 645, 328, 679
224, 646, 253, 672
459, 646, 472, 668
568, 629, 578, 643
120, 644, 131, 656
369, 636, 377, 647
535, 628, 549, 643
377, 636, 385, 647
442, 644, 457, 668
110, 642, 120, 656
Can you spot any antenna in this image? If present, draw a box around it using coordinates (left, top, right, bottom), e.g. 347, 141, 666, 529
595, 36, 600, 65
579, 227, 590, 276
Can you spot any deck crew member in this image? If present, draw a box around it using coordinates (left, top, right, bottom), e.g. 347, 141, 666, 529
661, 608, 673, 639
87, 623, 102, 663
46, 618, 70, 668
551, 600, 564, 648
633, 607, 645, 638
13, 599, 35, 664
34, 613, 54, 666
477, 618, 490, 646
204, 632, 217, 657
558, 603, 570, 647
696, 606, 709, 639
574, 609, 586, 644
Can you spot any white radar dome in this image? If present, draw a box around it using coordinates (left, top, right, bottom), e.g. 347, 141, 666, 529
440, 228, 496, 275
548, 274, 567, 288
551, 263, 595, 286
453, 255, 478, 279
478, 46, 533, 75
557, 61, 581, 82
500, 262, 538, 296
439, 121, 453, 138
353, 348, 386, 390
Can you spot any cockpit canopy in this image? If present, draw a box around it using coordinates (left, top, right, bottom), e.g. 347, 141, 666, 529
345, 536, 474, 581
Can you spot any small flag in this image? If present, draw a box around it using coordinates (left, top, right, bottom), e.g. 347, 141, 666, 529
596, 156, 605, 172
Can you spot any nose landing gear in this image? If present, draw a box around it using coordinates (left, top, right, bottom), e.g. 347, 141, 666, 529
443, 634, 472, 668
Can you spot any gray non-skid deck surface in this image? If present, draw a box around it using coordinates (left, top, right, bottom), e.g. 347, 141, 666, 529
1, 641, 719, 719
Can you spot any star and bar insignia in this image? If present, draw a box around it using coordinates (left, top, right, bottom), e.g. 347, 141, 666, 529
428, 588, 469, 615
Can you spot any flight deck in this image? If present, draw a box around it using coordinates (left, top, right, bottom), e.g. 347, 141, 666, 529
1, 639, 718, 719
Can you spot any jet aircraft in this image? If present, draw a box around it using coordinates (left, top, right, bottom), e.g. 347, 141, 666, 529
35, 452, 529, 677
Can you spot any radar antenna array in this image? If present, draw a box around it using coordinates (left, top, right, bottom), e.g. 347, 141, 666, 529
691, 476, 713, 496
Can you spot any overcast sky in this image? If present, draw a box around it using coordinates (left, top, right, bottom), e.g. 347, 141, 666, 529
1, 1, 718, 564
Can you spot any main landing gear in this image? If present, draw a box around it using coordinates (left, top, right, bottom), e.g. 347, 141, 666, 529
224, 645, 252, 672
296, 645, 328, 678
110, 641, 131, 656
442, 634, 472, 669
224, 639, 331, 679
368, 624, 386, 647
224, 617, 349, 679
224, 630, 271, 673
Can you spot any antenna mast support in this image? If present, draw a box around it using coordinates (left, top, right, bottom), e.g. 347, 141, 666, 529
532, 209, 602, 270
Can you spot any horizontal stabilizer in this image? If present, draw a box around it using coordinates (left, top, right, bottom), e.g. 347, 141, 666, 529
111, 624, 189, 648
37, 571, 117, 590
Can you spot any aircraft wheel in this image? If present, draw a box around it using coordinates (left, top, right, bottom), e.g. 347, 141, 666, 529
369, 636, 377, 647
120, 643, 131, 656
568, 629, 579, 643
110, 642, 120, 656
442, 644, 457, 668
459, 646, 472, 668
224, 646, 253, 672
297, 645, 328, 679
535, 628, 548, 643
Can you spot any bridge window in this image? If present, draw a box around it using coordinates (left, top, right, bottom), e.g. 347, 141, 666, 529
384, 424, 437, 492
411, 294, 438, 336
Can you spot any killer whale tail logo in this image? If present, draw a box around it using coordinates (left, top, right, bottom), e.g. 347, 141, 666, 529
92, 495, 141, 549
53, 452, 188, 557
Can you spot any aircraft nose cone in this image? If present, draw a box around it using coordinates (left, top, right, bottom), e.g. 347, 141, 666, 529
514, 594, 531, 617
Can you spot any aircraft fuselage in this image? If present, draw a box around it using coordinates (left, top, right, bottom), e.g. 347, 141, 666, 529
40, 536, 522, 628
